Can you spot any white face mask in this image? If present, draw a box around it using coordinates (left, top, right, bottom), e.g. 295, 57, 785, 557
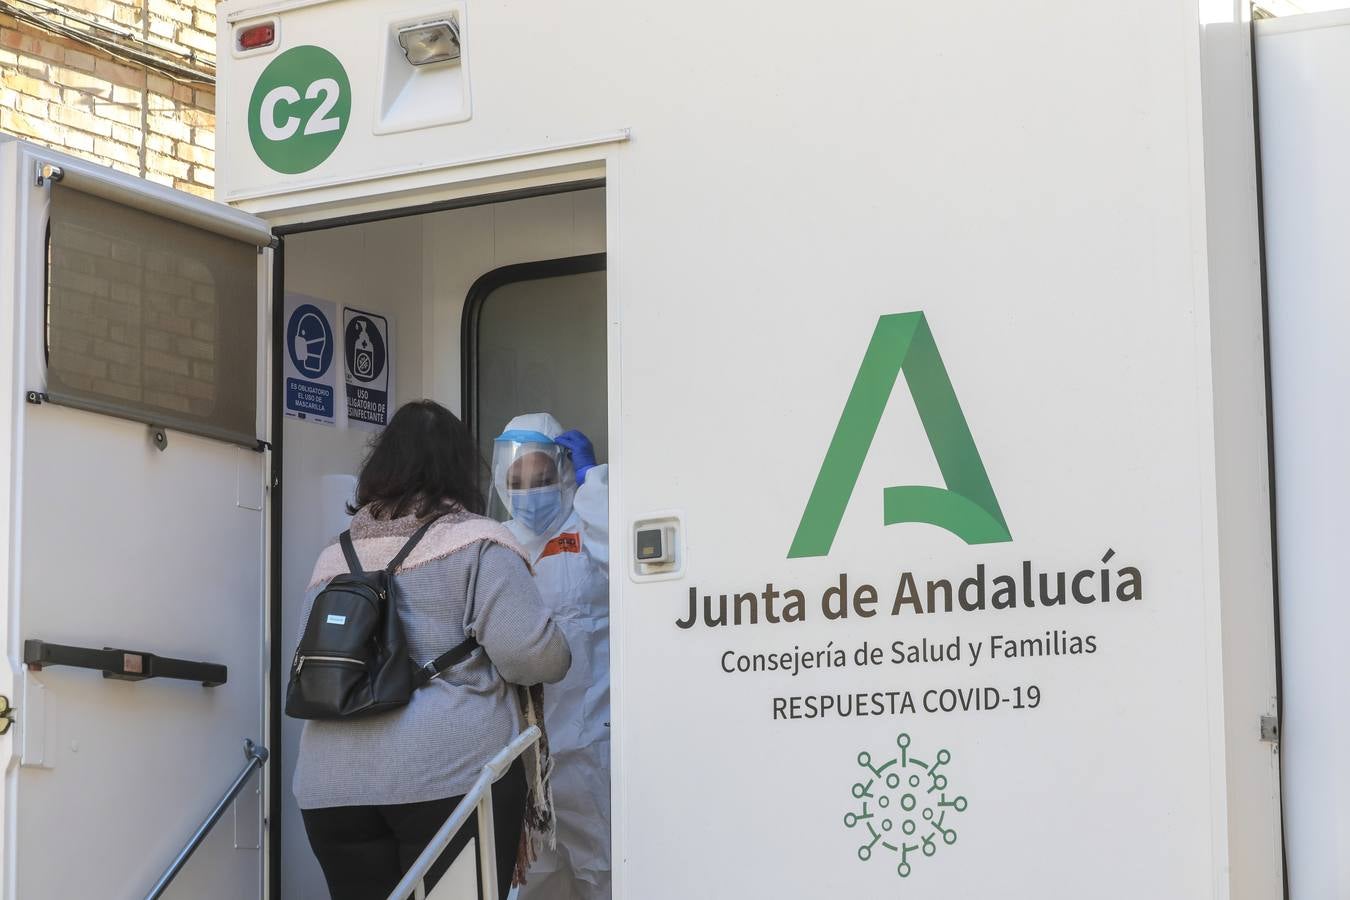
510, 484, 563, 534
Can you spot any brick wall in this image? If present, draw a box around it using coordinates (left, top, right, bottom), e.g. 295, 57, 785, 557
0, 1, 217, 198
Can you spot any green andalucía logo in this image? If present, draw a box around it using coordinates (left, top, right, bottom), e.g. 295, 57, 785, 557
846, 732, 967, 878
789, 311, 1010, 558
248, 45, 351, 174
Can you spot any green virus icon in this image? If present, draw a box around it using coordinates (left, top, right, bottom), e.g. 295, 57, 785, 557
845, 733, 968, 878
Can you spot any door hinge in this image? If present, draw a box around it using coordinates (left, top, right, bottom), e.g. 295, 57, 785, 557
35, 163, 63, 187
0, 694, 15, 736
25, 391, 46, 405
1260, 715, 1279, 744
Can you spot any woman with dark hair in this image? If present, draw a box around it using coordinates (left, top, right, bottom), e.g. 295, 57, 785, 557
291, 400, 571, 900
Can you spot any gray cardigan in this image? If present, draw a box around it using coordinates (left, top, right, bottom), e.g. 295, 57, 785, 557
292, 541, 571, 809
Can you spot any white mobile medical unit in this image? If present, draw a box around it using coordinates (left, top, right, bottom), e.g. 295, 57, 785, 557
5, 0, 1346, 897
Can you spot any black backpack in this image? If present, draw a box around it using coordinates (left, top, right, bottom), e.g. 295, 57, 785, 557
285, 516, 477, 720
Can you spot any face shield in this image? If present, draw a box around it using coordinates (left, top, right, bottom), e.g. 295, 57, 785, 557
492, 429, 576, 535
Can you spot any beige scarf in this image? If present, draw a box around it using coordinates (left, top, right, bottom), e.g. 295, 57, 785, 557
308, 504, 557, 885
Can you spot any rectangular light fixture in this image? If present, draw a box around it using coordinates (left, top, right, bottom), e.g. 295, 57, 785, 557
397, 19, 461, 66
237, 22, 275, 50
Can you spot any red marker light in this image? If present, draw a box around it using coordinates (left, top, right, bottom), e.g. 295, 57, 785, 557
238, 23, 275, 50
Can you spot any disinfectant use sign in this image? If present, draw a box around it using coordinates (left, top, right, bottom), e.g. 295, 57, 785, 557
342, 307, 392, 430
283, 294, 338, 425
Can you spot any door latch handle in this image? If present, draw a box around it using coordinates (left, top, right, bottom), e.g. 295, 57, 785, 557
0, 694, 15, 736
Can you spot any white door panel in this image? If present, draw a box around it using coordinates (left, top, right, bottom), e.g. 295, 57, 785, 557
0, 141, 270, 900
1256, 14, 1350, 898
17, 407, 265, 899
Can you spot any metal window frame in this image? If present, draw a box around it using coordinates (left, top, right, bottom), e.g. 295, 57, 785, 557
459, 252, 607, 450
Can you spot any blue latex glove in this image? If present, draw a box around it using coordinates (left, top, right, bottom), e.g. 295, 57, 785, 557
555, 429, 597, 486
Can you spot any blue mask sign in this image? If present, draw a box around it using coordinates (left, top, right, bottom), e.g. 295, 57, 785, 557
283, 296, 338, 425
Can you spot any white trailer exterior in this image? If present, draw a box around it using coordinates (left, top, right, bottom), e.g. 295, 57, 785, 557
1255, 11, 1350, 899
0, 0, 1300, 897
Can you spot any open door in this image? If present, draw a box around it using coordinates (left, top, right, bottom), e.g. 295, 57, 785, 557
0, 140, 272, 900
272, 185, 607, 899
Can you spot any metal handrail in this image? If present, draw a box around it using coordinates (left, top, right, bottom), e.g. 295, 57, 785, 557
387, 726, 542, 900
144, 738, 270, 900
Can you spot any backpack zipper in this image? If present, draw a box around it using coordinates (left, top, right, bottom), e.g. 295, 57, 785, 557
295, 654, 364, 674
291, 580, 386, 666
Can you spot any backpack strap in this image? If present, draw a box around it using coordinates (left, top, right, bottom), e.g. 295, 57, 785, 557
384, 514, 445, 575
413, 636, 480, 686
367, 512, 476, 685
411, 529, 481, 686
338, 531, 364, 574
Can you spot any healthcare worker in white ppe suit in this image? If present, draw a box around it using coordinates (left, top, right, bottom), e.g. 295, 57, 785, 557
492, 413, 610, 900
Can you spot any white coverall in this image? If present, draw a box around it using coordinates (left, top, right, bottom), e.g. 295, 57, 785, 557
500, 419, 611, 900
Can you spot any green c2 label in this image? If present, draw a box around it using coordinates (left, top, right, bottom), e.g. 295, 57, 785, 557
248, 45, 350, 174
